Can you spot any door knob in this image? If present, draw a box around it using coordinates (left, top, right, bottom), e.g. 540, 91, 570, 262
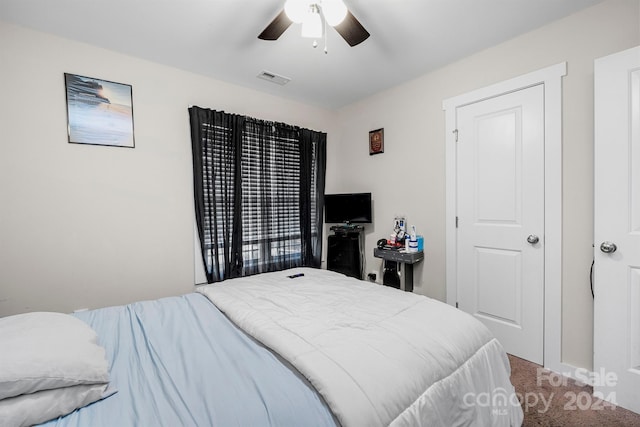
527, 235, 539, 244
600, 241, 617, 254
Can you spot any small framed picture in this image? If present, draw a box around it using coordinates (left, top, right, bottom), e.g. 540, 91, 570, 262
369, 128, 384, 155
64, 73, 135, 148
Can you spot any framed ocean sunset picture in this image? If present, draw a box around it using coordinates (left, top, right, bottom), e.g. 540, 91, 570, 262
64, 73, 135, 148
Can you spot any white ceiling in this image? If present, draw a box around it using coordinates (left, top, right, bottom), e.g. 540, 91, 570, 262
0, 0, 603, 109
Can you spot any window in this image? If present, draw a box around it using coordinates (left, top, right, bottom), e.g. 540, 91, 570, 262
190, 107, 326, 283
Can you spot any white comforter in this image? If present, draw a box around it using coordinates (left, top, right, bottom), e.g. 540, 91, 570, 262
197, 268, 523, 427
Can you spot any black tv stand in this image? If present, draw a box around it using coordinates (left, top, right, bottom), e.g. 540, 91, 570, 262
327, 225, 364, 279
330, 224, 364, 234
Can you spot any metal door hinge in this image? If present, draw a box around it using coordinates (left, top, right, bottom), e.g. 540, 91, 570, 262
455, 216, 459, 228
456, 302, 459, 308
453, 129, 459, 142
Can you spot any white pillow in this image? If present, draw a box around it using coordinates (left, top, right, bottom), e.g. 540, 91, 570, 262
0, 383, 116, 427
0, 312, 110, 400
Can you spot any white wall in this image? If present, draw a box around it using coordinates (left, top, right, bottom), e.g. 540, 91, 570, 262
328, 0, 640, 370
0, 20, 338, 316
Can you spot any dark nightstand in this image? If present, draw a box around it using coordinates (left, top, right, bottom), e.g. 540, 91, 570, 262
373, 248, 424, 292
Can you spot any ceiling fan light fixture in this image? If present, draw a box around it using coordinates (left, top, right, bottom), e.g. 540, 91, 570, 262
321, 0, 347, 26
284, 0, 308, 24
259, 0, 369, 47
301, 5, 322, 38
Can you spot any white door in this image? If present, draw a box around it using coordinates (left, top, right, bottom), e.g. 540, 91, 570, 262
594, 46, 640, 414
456, 85, 545, 364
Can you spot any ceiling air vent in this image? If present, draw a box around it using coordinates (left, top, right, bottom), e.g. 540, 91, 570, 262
257, 70, 291, 86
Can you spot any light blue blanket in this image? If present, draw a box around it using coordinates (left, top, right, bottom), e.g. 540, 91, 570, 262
42, 293, 336, 427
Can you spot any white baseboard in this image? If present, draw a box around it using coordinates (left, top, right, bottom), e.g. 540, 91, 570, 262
543, 361, 594, 387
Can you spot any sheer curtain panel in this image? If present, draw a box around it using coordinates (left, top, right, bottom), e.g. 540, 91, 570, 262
189, 108, 244, 283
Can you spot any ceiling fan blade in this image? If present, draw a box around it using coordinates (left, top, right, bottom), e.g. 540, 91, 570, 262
258, 9, 293, 41
333, 10, 369, 47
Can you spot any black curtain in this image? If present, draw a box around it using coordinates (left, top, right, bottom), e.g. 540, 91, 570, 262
189, 107, 244, 283
299, 128, 326, 267
189, 106, 326, 283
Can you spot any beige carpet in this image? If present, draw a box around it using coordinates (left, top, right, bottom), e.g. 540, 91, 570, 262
508, 354, 640, 426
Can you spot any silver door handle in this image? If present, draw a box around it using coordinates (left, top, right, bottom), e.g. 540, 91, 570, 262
600, 241, 617, 254
527, 235, 539, 244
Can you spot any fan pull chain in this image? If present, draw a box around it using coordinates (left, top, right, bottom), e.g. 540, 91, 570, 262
323, 11, 328, 54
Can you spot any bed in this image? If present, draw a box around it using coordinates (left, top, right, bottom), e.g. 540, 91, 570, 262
1, 268, 523, 426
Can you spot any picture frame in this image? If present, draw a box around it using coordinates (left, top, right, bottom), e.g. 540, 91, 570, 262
369, 128, 384, 155
64, 73, 135, 148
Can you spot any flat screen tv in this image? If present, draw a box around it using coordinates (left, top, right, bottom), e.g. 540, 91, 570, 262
324, 192, 372, 224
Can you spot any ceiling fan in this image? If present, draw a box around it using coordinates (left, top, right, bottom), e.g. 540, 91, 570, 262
258, 0, 370, 47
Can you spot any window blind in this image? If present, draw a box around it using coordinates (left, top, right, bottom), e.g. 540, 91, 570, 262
241, 120, 303, 274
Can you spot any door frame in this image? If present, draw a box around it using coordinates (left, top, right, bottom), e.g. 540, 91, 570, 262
443, 62, 566, 373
